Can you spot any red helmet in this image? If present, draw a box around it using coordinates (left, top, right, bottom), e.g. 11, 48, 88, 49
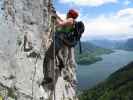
67, 9, 79, 19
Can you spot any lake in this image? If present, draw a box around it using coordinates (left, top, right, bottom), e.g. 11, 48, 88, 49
77, 50, 133, 90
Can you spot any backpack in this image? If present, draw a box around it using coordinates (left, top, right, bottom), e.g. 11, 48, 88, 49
63, 21, 85, 47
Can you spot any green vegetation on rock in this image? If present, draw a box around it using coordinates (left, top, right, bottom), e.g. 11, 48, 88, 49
79, 62, 133, 100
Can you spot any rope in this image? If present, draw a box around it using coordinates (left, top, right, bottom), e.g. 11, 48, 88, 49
49, 13, 56, 100
53, 18, 56, 100
48, 2, 57, 99
31, 18, 56, 100
31, 40, 43, 100
31, 55, 38, 100
31, 1, 54, 99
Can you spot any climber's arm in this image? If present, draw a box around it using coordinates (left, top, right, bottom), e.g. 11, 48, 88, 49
56, 15, 63, 22
56, 18, 73, 27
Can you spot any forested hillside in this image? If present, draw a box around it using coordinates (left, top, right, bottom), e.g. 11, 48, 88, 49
79, 62, 133, 100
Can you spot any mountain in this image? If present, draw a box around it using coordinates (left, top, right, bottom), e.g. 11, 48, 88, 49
75, 41, 99, 53
89, 39, 126, 49
115, 38, 133, 50
79, 62, 133, 100
75, 42, 114, 65
124, 38, 133, 50
89, 38, 133, 51
89, 39, 116, 49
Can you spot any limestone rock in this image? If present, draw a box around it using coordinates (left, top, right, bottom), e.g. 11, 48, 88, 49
0, 0, 78, 100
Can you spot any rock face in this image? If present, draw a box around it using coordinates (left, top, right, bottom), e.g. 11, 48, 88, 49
0, 0, 78, 100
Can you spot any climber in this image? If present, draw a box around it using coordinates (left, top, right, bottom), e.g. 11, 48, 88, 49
42, 9, 84, 85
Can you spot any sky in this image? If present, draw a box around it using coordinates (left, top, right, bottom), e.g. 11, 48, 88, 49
53, 0, 133, 40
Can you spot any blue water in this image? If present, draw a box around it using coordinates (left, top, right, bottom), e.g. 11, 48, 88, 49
77, 50, 133, 90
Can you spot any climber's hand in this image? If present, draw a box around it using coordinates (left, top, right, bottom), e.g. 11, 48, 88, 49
51, 6, 56, 14
51, 14, 57, 19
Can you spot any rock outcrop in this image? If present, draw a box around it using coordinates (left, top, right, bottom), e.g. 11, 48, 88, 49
0, 0, 78, 100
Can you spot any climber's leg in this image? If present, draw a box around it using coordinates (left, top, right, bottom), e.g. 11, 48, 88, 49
42, 54, 52, 84
54, 37, 65, 71
68, 47, 78, 87
42, 42, 55, 84
57, 49, 65, 72
68, 47, 76, 67
42, 37, 63, 84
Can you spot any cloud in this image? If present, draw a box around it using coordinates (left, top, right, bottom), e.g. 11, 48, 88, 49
117, 8, 133, 17
56, 8, 133, 39
82, 8, 133, 39
123, 0, 131, 6
59, 0, 118, 7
